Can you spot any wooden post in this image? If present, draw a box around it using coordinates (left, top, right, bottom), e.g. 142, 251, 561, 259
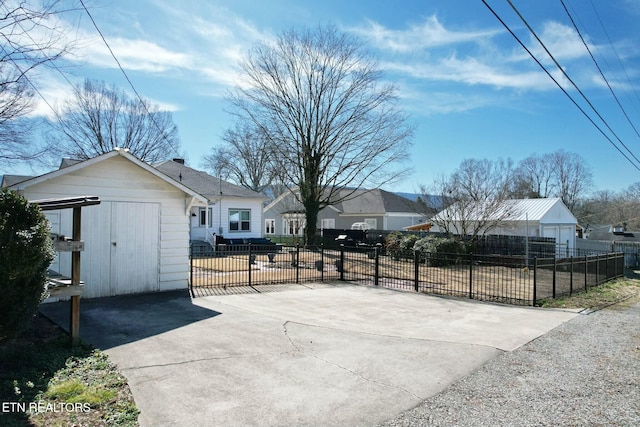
70, 207, 81, 345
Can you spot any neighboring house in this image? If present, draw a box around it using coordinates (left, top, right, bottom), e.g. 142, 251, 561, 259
430, 198, 578, 254
154, 159, 267, 246
263, 187, 426, 237
3, 149, 208, 298
581, 225, 640, 268
586, 224, 640, 242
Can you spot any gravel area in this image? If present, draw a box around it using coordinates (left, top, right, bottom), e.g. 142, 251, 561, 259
379, 298, 640, 427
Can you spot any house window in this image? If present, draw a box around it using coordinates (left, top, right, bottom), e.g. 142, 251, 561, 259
199, 208, 212, 227
229, 209, 251, 232
265, 219, 275, 235
321, 218, 335, 229
283, 215, 304, 236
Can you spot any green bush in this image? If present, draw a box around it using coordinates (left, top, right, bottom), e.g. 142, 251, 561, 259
0, 189, 55, 341
384, 231, 403, 260
414, 235, 469, 266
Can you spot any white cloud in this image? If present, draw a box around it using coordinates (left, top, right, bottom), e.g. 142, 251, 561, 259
350, 15, 502, 52
515, 21, 590, 65
78, 37, 193, 72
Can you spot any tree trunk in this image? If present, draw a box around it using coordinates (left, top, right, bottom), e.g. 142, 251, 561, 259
303, 199, 320, 245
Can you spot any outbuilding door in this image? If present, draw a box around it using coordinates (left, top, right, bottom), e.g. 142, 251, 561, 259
82, 201, 160, 298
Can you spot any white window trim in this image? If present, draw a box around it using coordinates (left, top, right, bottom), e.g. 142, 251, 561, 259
199, 207, 212, 227
265, 219, 275, 235
283, 214, 305, 236
229, 208, 251, 233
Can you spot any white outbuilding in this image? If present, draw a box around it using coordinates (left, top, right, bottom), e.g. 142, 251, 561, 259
430, 198, 578, 255
5, 149, 207, 298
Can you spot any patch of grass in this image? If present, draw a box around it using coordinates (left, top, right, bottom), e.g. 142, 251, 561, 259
0, 314, 138, 427
538, 274, 640, 310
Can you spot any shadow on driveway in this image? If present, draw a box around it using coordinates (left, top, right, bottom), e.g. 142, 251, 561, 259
39, 290, 220, 349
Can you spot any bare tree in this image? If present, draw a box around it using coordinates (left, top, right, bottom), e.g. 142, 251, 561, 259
429, 158, 518, 238
513, 150, 592, 210
512, 153, 555, 198
228, 26, 413, 243
0, 0, 74, 165
202, 123, 276, 194
550, 150, 592, 211
576, 184, 640, 232
47, 79, 180, 163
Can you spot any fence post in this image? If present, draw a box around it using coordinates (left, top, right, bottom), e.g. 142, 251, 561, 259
248, 243, 253, 287
374, 247, 379, 287
584, 255, 588, 291
533, 257, 537, 306
552, 257, 557, 299
569, 256, 574, 296
295, 243, 300, 283
189, 244, 193, 294
414, 250, 419, 292
321, 244, 324, 282
469, 253, 474, 300
340, 245, 345, 281
596, 254, 600, 286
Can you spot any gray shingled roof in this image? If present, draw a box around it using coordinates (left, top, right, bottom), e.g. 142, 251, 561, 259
1, 174, 36, 187
332, 188, 422, 214
154, 160, 265, 201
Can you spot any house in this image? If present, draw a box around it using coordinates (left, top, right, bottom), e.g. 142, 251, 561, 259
153, 159, 267, 247
430, 198, 578, 255
586, 224, 640, 242
263, 187, 427, 237
3, 149, 208, 298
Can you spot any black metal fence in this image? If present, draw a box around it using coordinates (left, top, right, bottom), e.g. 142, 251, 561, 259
190, 244, 625, 306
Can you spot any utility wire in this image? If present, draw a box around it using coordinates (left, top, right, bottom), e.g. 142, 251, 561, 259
560, 0, 640, 147
78, 0, 181, 157
481, 0, 640, 172
587, 0, 640, 107
506, 0, 640, 167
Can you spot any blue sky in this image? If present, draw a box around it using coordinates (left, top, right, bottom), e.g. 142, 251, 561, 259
15, 0, 640, 194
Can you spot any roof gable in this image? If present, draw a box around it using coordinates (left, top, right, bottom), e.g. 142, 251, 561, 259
7, 149, 207, 204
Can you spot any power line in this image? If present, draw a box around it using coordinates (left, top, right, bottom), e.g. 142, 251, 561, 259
505, 0, 640, 167
78, 0, 181, 157
560, 0, 640, 145
481, 0, 640, 172
587, 0, 640, 107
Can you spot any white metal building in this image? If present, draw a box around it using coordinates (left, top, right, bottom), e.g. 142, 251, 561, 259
431, 198, 578, 255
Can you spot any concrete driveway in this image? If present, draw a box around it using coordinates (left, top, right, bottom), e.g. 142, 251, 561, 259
40, 282, 578, 427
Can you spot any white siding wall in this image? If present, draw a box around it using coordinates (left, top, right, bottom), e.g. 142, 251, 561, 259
214, 197, 263, 239
19, 155, 192, 297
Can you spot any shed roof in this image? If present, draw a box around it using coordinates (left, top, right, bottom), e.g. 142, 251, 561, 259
432, 198, 577, 223
6, 149, 208, 205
